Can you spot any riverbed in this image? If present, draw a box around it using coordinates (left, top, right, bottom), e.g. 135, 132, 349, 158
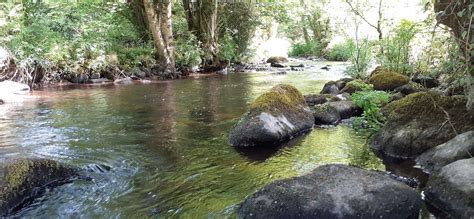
1, 61, 384, 217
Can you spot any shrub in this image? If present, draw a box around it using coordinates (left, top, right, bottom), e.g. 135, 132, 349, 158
378, 20, 418, 75
352, 90, 392, 131
326, 39, 354, 61
289, 41, 324, 57
346, 38, 373, 79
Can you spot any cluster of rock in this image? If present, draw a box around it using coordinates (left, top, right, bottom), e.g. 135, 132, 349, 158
232, 66, 473, 218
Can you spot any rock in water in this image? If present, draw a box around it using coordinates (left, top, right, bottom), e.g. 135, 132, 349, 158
228, 84, 313, 147
368, 71, 409, 91
312, 103, 341, 125
424, 158, 474, 218
266, 56, 288, 64
370, 92, 474, 161
327, 101, 362, 119
0, 158, 78, 215
416, 131, 474, 173
320, 81, 339, 94
238, 164, 421, 219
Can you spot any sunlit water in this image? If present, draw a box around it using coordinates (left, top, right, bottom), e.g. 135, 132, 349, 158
1, 62, 384, 217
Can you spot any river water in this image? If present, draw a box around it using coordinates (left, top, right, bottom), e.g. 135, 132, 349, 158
1, 61, 384, 217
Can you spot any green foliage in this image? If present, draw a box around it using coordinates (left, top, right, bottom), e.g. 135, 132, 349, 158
289, 42, 324, 57
218, 32, 238, 63
378, 20, 418, 75
218, 2, 259, 62
352, 90, 391, 131
1, 1, 153, 77
175, 33, 203, 69
285, 5, 331, 57
326, 39, 354, 61
346, 38, 373, 79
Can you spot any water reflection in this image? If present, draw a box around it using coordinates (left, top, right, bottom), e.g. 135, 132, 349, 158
0, 64, 385, 217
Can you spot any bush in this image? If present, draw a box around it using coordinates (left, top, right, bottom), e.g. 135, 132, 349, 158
175, 33, 203, 69
326, 40, 354, 61
289, 41, 324, 57
378, 20, 418, 75
352, 90, 392, 131
2, 1, 154, 79
346, 38, 373, 79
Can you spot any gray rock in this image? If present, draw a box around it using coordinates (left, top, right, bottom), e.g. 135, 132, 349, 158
370, 92, 474, 161
238, 164, 421, 219
89, 78, 112, 84
412, 77, 439, 88
312, 104, 341, 125
304, 94, 340, 106
327, 101, 362, 119
0, 99, 4, 104
424, 158, 474, 218
270, 63, 287, 68
416, 131, 474, 173
229, 84, 313, 147
320, 81, 339, 94
266, 56, 288, 64
394, 84, 423, 96
114, 77, 134, 85
0, 158, 78, 216
0, 80, 30, 95
334, 78, 353, 90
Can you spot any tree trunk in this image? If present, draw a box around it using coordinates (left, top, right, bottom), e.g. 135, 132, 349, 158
434, 0, 473, 108
183, 0, 220, 68
141, 0, 177, 78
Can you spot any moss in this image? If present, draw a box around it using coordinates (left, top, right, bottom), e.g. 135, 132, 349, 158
250, 84, 306, 113
383, 92, 472, 125
4, 159, 62, 192
341, 79, 373, 94
368, 71, 409, 91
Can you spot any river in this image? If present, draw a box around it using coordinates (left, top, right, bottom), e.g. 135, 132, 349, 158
1, 61, 384, 217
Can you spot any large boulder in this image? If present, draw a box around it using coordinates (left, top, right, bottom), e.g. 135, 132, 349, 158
312, 104, 341, 125
368, 71, 409, 91
370, 92, 474, 161
416, 131, 474, 173
238, 164, 421, 219
0, 158, 79, 215
266, 56, 288, 64
424, 158, 474, 218
228, 84, 313, 147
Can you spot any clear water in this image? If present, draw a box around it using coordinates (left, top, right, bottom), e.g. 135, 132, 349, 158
0, 62, 384, 217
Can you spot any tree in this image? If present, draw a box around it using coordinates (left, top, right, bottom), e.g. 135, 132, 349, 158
131, 0, 177, 78
434, 0, 473, 108
344, 0, 384, 53
183, 0, 220, 68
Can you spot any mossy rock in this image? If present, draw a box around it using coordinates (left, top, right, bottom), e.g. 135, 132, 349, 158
229, 84, 313, 147
312, 103, 341, 125
266, 56, 288, 64
368, 71, 409, 91
0, 158, 78, 215
340, 79, 372, 94
370, 92, 474, 161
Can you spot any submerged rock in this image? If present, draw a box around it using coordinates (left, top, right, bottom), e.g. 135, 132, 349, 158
114, 77, 133, 85
238, 164, 421, 219
368, 71, 409, 91
424, 158, 474, 218
370, 92, 474, 161
0, 158, 78, 215
228, 84, 313, 147
416, 131, 474, 173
